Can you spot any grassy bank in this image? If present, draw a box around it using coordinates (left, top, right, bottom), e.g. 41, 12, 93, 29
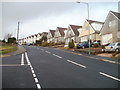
0, 44, 17, 54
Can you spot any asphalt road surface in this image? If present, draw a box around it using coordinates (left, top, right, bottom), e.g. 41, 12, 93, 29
2, 46, 120, 89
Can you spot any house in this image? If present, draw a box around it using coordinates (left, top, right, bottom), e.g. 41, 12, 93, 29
65, 24, 82, 46
47, 30, 55, 43
100, 11, 120, 45
36, 33, 42, 41
54, 27, 67, 43
80, 19, 104, 43
33, 34, 37, 44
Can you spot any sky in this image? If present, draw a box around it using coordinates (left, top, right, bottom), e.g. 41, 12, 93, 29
1, 1, 119, 39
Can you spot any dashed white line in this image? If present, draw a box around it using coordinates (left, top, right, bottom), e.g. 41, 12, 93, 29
34, 78, 39, 83
53, 54, 62, 59
45, 51, 51, 54
36, 84, 41, 89
33, 74, 36, 77
99, 72, 120, 81
67, 60, 87, 68
21, 53, 24, 65
24, 52, 42, 89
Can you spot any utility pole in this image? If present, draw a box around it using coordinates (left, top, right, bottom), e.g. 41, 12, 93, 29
17, 21, 20, 45
77, 1, 91, 55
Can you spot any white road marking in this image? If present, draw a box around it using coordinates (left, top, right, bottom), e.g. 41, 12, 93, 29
0, 64, 28, 66
33, 74, 36, 77
31, 69, 35, 74
67, 60, 87, 68
21, 53, 24, 65
34, 78, 39, 83
45, 51, 51, 54
99, 72, 120, 81
36, 84, 41, 89
25, 52, 31, 65
53, 54, 62, 59
25, 52, 42, 89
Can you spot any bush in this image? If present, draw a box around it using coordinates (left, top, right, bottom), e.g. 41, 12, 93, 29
101, 45, 105, 49
7, 37, 16, 44
68, 41, 74, 48
42, 42, 49, 47
93, 43, 99, 47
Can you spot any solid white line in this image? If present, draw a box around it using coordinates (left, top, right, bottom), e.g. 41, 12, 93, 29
33, 74, 36, 77
25, 52, 31, 65
36, 84, 41, 89
67, 60, 87, 68
21, 53, 24, 65
34, 78, 39, 83
53, 54, 62, 59
99, 72, 120, 81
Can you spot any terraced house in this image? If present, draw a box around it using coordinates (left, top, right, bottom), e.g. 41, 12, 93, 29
100, 11, 120, 45
65, 24, 82, 47
47, 30, 55, 43
54, 27, 67, 43
80, 19, 104, 42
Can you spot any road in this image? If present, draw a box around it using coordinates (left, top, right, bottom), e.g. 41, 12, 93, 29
2, 46, 120, 89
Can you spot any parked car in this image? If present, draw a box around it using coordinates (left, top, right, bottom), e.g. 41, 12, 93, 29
26, 43, 31, 46
93, 40, 101, 45
103, 42, 120, 52
77, 42, 92, 49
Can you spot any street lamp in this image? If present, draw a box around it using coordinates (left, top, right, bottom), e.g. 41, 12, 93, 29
77, 1, 91, 55
17, 21, 20, 45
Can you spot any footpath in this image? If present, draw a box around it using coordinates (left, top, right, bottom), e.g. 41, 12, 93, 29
1, 46, 26, 57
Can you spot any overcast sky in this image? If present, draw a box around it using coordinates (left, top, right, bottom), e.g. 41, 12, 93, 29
1, 1, 118, 39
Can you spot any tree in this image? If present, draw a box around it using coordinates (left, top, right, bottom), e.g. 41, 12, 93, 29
7, 37, 16, 44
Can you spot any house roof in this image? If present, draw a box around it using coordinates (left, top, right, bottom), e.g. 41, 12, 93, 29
86, 19, 104, 24
50, 30, 55, 37
86, 19, 104, 33
110, 11, 120, 20
38, 33, 42, 36
69, 25, 82, 36
57, 27, 67, 37
42, 32, 48, 35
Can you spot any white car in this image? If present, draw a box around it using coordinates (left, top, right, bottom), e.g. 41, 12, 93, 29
104, 42, 120, 52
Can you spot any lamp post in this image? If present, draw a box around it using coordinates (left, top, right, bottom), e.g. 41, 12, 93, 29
17, 21, 20, 45
77, 1, 91, 55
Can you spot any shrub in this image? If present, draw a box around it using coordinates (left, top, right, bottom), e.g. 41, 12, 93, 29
101, 45, 105, 49
68, 41, 74, 48
42, 42, 49, 47
93, 43, 99, 47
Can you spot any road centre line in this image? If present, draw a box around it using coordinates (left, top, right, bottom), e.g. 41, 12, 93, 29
45, 51, 51, 54
33, 74, 36, 77
99, 72, 120, 81
37, 84, 41, 89
21, 53, 24, 65
34, 78, 39, 83
24, 52, 42, 89
53, 54, 62, 59
67, 60, 87, 68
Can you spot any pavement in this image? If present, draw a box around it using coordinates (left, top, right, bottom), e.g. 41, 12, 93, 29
2, 45, 26, 57
1, 45, 120, 89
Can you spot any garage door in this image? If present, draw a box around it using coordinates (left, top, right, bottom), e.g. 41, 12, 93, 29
102, 34, 112, 45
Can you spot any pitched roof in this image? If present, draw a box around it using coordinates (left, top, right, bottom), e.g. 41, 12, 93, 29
86, 19, 104, 24
69, 25, 82, 36
50, 30, 55, 37
42, 32, 48, 35
57, 27, 67, 37
110, 11, 120, 20
38, 33, 42, 36
86, 19, 104, 33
